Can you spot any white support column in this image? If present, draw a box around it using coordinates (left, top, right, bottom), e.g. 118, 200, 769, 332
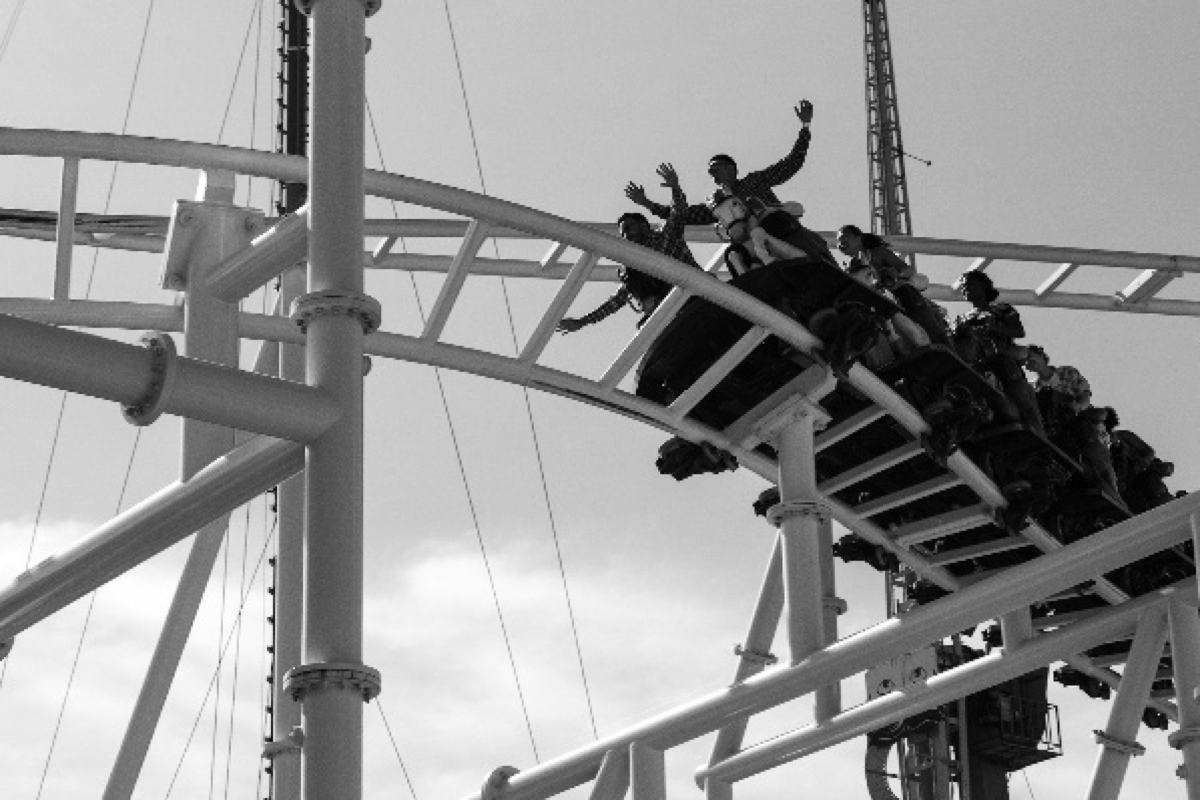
270, 265, 308, 800
1086, 609, 1168, 800
285, 5, 381, 800
1000, 607, 1034, 651
53, 157, 79, 300
589, 748, 630, 800
706, 540, 783, 767
763, 398, 834, 720
629, 742, 665, 800
104, 186, 249, 800
817, 516, 843, 719
1168, 592, 1200, 800
703, 777, 733, 800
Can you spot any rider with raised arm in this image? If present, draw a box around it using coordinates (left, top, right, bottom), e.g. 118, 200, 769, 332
625, 99, 815, 226
558, 163, 700, 333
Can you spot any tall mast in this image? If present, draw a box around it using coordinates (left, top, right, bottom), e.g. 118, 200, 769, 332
276, 0, 310, 214
862, 0, 914, 239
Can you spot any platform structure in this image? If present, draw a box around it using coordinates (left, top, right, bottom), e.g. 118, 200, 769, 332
0, 4, 1199, 800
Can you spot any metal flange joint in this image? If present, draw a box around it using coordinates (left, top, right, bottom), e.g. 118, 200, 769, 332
1092, 729, 1145, 757
122, 332, 179, 427
291, 290, 382, 335
766, 500, 832, 527
284, 661, 382, 703
1168, 726, 1200, 750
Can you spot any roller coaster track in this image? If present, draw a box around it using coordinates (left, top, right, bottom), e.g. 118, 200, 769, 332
0, 129, 1198, 799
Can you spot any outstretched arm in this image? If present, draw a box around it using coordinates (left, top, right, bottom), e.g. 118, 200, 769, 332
656, 162, 691, 240
557, 288, 630, 333
745, 99, 814, 188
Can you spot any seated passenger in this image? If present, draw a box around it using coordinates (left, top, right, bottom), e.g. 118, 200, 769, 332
558, 163, 699, 333
835, 224, 950, 346
951, 271, 1044, 435
707, 190, 836, 273
1104, 408, 1176, 513
625, 99, 816, 225
846, 258, 929, 368
1023, 345, 1122, 504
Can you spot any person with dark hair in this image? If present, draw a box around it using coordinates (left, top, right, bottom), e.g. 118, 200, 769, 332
558, 163, 699, 333
1104, 408, 1176, 513
1024, 345, 1121, 504
624, 99, 816, 226
836, 224, 950, 345
951, 271, 1044, 435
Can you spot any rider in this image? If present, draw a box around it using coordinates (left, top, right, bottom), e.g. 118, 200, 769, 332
951, 271, 1044, 436
835, 224, 950, 346
558, 163, 700, 333
625, 99, 816, 226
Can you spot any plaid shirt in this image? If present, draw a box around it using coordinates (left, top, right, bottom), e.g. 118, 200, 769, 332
643, 127, 812, 225
574, 188, 699, 327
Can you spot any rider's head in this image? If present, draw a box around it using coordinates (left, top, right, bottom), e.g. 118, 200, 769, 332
617, 212, 653, 244
707, 154, 738, 186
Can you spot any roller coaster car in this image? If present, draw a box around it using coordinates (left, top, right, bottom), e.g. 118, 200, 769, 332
636, 257, 897, 428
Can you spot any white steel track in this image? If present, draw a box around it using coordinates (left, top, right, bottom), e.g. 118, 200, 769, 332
0, 127, 1198, 800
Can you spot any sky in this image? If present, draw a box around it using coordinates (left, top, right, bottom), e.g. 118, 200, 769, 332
0, 1, 1198, 799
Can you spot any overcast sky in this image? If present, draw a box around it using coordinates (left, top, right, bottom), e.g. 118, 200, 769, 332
0, 2, 1198, 799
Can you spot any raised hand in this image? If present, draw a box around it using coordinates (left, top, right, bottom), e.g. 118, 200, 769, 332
656, 162, 680, 190
794, 99, 814, 125
624, 181, 649, 206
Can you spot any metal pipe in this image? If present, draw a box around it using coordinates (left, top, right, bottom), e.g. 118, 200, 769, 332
706, 539, 784, 767
1085, 609, 1168, 800
273, 265, 308, 800
698, 587, 1179, 786
774, 411, 831, 723
1167, 590, 1200, 800
106, 196, 247, 800
0, 312, 338, 441
0, 436, 304, 640
298, 4, 372, 800
207, 204, 310, 302
54, 157, 79, 299
458, 496, 1200, 800
629, 742, 665, 800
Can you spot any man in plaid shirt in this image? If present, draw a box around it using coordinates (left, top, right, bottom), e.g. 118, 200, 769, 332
624, 99, 815, 226
557, 162, 700, 333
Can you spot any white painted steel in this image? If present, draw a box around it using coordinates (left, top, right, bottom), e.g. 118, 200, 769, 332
1036, 262, 1077, 297
53, 157, 78, 299
0, 122, 1198, 799
300, 4, 371, 800
1168, 593, 1200, 800
668, 327, 769, 417
707, 538, 784, 767
697, 587, 1183, 786
629, 742, 666, 800
207, 204, 310, 301
0, 436, 304, 640
520, 250, 597, 363
273, 265, 308, 800
588, 749, 630, 800
703, 778, 733, 800
598, 272, 696, 390
106, 198, 246, 800
421, 219, 490, 341
1085, 610, 1167, 800
0, 313, 338, 440
818, 441, 925, 496
459, 495, 1200, 800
